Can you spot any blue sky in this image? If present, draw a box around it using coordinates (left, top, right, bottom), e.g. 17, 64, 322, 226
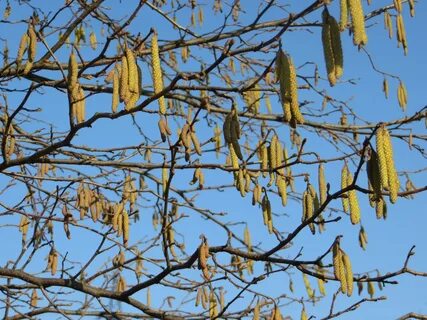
0, 1, 426, 319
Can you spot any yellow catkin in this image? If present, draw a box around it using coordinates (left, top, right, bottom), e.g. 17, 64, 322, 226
384, 12, 393, 39
301, 307, 308, 320
262, 195, 273, 234
368, 281, 375, 298
359, 226, 368, 250
209, 290, 218, 319
253, 303, 260, 320
394, 0, 402, 13
198, 6, 204, 25
348, 0, 368, 46
376, 127, 389, 191
304, 190, 315, 234
151, 31, 166, 114
322, 10, 344, 86
347, 169, 361, 224
16, 32, 29, 69
397, 80, 407, 110
119, 55, 130, 104
76, 85, 86, 124
341, 164, 350, 213
269, 134, 278, 171
126, 48, 138, 94
244, 225, 252, 250
302, 273, 314, 299
396, 14, 408, 55
162, 166, 168, 196
333, 243, 342, 280
89, 31, 97, 50
48, 249, 58, 276
317, 264, 326, 296
276, 51, 304, 125
112, 67, 119, 112
381, 127, 399, 203
318, 163, 327, 205
30, 289, 38, 308
223, 113, 232, 144
252, 183, 261, 205
68, 50, 78, 90
24, 24, 37, 74
383, 78, 389, 99
122, 210, 129, 247
339, 0, 348, 31
276, 50, 291, 123
341, 251, 354, 296
337, 250, 347, 294
408, 0, 415, 17
230, 109, 243, 160
190, 131, 202, 156
367, 149, 385, 218
19, 215, 29, 242
116, 275, 126, 292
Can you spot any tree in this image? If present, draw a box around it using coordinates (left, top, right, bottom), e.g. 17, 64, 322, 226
0, 0, 426, 319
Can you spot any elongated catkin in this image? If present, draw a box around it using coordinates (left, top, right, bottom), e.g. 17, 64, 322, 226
348, 0, 368, 46
151, 31, 166, 114
322, 10, 344, 86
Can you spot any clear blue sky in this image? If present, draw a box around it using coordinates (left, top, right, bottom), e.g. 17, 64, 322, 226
0, 1, 426, 319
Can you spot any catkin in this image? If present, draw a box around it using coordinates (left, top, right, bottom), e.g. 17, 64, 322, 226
276, 49, 304, 125
341, 251, 354, 296
359, 226, 368, 250
368, 281, 375, 298
333, 243, 342, 280
408, 0, 415, 17
317, 264, 327, 296
383, 78, 389, 99
30, 289, 38, 308
253, 303, 260, 320
76, 85, 86, 124
394, 0, 402, 13
376, 126, 399, 203
384, 11, 393, 39
112, 67, 119, 112
322, 10, 344, 86
213, 125, 221, 158
122, 210, 129, 247
341, 164, 350, 213
301, 307, 308, 320
24, 24, 37, 74
162, 166, 168, 196
347, 169, 361, 224
126, 48, 139, 94
119, 55, 130, 104
151, 31, 166, 114
304, 190, 315, 234
348, 0, 368, 46
381, 127, 399, 203
397, 80, 407, 110
19, 215, 30, 242
318, 163, 327, 205
68, 50, 78, 90
339, 0, 348, 31
89, 31, 97, 50
376, 127, 389, 190
230, 109, 243, 160
252, 183, 261, 205
269, 134, 278, 170
396, 14, 408, 55
16, 32, 29, 70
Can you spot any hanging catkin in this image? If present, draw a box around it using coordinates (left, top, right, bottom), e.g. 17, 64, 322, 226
322, 9, 344, 86
151, 31, 166, 114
